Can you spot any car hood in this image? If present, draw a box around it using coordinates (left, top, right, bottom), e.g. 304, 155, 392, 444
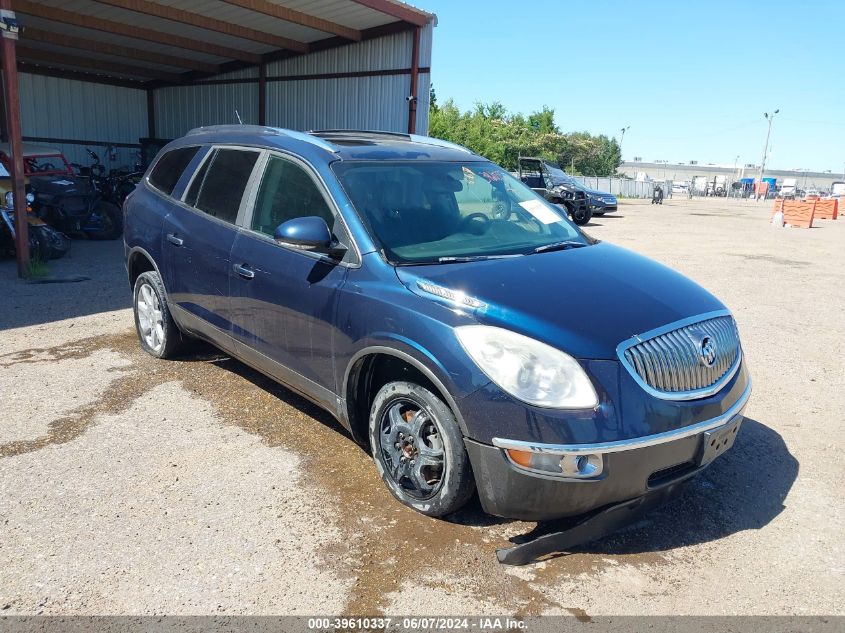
395, 242, 725, 360
586, 189, 615, 198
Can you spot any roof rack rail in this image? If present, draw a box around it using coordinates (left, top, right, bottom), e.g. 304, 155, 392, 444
184, 124, 337, 154
186, 124, 282, 137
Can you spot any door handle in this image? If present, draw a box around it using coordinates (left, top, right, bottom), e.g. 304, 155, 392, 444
233, 263, 255, 280
166, 233, 183, 247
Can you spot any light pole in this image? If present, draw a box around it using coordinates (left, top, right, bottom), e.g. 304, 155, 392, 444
620, 126, 630, 145
758, 110, 778, 189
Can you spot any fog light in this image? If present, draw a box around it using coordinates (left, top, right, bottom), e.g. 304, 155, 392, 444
505, 449, 603, 478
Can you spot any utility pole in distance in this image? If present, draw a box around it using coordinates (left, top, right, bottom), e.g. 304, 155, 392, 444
758, 110, 779, 194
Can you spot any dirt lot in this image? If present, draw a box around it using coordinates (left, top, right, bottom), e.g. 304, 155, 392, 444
0, 197, 842, 616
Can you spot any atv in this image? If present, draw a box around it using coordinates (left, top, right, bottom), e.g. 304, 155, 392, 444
0, 143, 122, 240
516, 157, 592, 225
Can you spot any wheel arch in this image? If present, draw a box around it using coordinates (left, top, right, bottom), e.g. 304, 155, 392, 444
343, 346, 469, 448
127, 246, 162, 291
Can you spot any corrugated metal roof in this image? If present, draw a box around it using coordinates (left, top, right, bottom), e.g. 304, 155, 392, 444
14, 1, 436, 84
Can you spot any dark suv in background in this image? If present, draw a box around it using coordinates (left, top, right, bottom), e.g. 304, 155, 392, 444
124, 126, 750, 534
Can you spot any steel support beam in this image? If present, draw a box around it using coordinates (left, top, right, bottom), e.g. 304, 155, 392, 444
0, 1, 28, 276
407, 26, 419, 134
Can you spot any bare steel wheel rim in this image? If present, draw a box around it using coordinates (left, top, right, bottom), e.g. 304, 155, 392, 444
136, 282, 164, 352
379, 398, 446, 500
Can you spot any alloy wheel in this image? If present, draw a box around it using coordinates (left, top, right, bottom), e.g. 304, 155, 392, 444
136, 282, 164, 352
379, 398, 446, 500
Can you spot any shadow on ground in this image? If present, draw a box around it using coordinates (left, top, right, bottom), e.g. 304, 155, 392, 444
1, 240, 128, 330
563, 417, 797, 556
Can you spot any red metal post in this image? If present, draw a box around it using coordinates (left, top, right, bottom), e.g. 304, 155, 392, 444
0, 1, 28, 276
407, 26, 420, 134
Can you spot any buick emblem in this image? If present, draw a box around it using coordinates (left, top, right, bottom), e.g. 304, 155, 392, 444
699, 336, 717, 367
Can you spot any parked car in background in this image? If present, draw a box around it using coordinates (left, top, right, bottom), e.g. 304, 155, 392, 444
516, 157, 592, 224
556, 171, 618, 215
830, 182, 845, 201
672, 182, 689, 196
124, 126, 751, 537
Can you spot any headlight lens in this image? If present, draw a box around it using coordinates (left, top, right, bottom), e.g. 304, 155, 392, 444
4, 191, 13, 208
455, 325, 598, 409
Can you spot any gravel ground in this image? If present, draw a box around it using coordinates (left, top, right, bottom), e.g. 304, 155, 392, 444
0, 197, 842, 616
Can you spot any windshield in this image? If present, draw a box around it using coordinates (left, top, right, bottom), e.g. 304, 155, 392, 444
333, 160, 587, 264
540, 162, 589, 190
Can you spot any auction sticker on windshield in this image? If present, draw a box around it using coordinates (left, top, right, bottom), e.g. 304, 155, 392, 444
519, 199, 561, 224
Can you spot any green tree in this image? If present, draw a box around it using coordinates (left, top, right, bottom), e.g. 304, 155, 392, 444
428, 100, 621, 175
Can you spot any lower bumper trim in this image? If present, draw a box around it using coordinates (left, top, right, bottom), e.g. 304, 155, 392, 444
496, 482, 682, 566
492, 379, 751, 457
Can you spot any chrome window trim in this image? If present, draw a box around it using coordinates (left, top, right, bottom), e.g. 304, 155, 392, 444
616, 309, 742, 401
492, 378, 751, 458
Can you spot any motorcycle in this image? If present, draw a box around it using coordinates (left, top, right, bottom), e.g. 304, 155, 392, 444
1, 192, 71, 261
34, 148, 123, 240
77, 148, 141, 210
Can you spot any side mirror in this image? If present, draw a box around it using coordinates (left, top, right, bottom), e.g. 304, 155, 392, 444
273, 216, 345, 258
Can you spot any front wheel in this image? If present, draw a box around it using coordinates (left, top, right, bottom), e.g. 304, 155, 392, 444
369, 381, 475, 517
569, 203, 592, 225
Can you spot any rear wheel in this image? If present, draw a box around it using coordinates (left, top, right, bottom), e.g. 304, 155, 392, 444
369, 381, 475, 517
133, 271, 184, 359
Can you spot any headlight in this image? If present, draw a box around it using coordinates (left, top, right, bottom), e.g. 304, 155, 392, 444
4, 191, 13, 208
455, 325, 598, 409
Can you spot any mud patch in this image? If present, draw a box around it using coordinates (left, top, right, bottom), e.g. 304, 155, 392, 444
0, 348, 132, 444
731, 253, 811, 268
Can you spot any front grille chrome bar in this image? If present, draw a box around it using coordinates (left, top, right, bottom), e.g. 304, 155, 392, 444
617, 310, 742, 401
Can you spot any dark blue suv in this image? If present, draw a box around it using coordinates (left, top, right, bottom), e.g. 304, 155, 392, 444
125, 126, 751, 523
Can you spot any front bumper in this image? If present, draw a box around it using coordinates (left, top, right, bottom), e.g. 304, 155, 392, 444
466, 381, 751, 521
591, 200, 618, 212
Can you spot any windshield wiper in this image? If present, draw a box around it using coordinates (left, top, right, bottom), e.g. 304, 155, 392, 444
531, 240, 587, 254
436, 254, 521, 263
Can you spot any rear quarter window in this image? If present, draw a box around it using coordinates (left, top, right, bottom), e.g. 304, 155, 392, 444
189, 148, 260, 224
148, 146, 200, 195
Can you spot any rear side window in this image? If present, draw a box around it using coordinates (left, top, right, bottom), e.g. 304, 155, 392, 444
188, 149, 259, 224
148, 146, 199, 195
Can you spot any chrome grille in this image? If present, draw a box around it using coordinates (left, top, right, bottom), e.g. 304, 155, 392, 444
620, 314, 741, 399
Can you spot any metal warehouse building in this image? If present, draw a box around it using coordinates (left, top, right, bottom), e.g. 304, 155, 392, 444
0, 0, 435, 274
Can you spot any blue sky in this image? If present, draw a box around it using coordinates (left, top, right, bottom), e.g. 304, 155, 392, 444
424, 0, 845, 173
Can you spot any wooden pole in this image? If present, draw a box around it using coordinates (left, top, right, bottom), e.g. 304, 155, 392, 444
0, 1, 28, 276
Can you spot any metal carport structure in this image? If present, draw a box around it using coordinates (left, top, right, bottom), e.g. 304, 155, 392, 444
0, 0, 435, 276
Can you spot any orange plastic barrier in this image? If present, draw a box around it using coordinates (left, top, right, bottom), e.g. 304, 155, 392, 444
814, 199, 838, 220
772, 199, 785, 213
779, 200, 816, 228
